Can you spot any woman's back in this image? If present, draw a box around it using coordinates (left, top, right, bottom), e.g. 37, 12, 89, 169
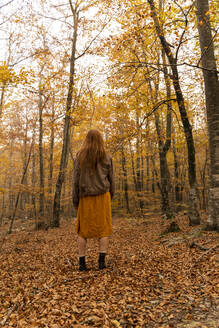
72, 130, 115, 209
74, 154, 114, 199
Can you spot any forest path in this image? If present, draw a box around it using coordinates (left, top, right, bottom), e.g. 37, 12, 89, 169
0, 215, 218, 327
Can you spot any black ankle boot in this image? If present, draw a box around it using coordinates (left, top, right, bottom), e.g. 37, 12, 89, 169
98, 253, 106, 270
79, 256, 87, 271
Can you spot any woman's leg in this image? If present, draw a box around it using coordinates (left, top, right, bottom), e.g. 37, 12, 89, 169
99, 237, 109, 253
98, 237, 109, 269
78, 236, 87, 271
78, 235, 87, 256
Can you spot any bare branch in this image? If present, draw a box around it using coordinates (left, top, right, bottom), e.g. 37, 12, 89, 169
33, 12, 74, 29
116, 60, 219, 74
0, 0, 15, 10
75, 19, 111, 61
0, 1, 26, 26
140, 98, 177, 127
69, 0, 76, 15
175, 3, 195, 61
9, 50, 48, 67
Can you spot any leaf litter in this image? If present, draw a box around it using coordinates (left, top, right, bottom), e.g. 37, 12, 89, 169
0, 215, 218, 328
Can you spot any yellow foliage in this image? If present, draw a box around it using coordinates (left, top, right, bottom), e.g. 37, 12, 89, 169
0, 63, 15, 85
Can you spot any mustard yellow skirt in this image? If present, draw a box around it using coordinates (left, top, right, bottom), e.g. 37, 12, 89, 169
75, 192, 112, 239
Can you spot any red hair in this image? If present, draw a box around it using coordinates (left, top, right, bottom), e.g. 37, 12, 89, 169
77, 130, 106, 172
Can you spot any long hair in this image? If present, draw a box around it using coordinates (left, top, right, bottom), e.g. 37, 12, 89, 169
77, 130, 107, 173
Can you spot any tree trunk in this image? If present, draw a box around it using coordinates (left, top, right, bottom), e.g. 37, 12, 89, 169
148, 0, 200, 225
48, 102, 54, 194
196, 0, 219, 231
141, 153, 144, 191
62, 137, 70, 217
129, 141, 137, 191
154, 50, 173, 218
0, 83, 5, 119
48, 96, 55, 215
136, 110, 144, 210
200, 146, 208, 210
38, 69, 45, 224
20, 115, 28, 212
31, 134, 36, 220
8, 138, 14, 218
121, 144, 130, 213
8, 139, 34, 234
52, 4, 78, 227
151, 157, 155, 193
172, 132, 181, 204
146, 154, 150, 191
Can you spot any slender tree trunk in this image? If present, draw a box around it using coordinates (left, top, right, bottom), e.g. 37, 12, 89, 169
136, 110, 144, 210
172, 132, 181, 204
148, 0, 200, 225
8, 138, 14, 218
62, 138, 70, 217
151, 157, 155, 194
0, 83, 5, 119
145, 127, 150, 192
52, 4, 78, 227
8, 139, 34, 234
196, 0, 219, 231
121, 144, 130, 213
48, 103, 55, 194
151, 153, 161, 208
117, 170, 122, 210
129, 141, 138, 191
20, 117, 28, 212
38, 70, 45, 224
31, 134, 36, 220
161, 50, 172, 217
146, 154, 150, 191
141, 154, 144, 190
24, 113, 30, 208
48, 97, 55, 216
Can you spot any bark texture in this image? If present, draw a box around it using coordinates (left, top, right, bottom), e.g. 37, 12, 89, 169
155, 50, 173, 218
52, 2, 78, 227
196, 0, 219, 230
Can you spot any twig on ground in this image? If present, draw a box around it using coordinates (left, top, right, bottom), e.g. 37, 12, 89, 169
189, 241, 209, 251
0, 303, 18, 326
191, 244, 219, 267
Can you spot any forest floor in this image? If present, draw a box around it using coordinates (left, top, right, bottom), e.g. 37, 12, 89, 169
0, 214, 218, 328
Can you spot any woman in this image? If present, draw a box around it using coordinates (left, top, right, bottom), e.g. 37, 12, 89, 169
72, 129, 115, 271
